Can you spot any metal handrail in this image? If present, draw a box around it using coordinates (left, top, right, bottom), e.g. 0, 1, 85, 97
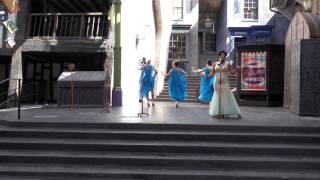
0, 78, 22, 120
0, 78, 22, 85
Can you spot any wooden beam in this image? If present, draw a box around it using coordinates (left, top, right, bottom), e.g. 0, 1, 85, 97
60, 0, 79, 13
69, 0, 88, 12
46, 0, 71, 12
39, 0, 58, 12
94, 0, 110, 12
78, 0, 97, 12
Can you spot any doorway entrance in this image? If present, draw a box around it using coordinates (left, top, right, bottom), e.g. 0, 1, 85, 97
0, 56, 11, 106
22, 52, 105, 103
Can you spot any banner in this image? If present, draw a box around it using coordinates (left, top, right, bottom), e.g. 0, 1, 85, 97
240, 51, 267, 91
2, 19, 17, 34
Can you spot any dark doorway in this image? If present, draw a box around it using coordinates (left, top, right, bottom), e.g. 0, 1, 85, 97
0, 56, 11, 106
22, 52, 105, 103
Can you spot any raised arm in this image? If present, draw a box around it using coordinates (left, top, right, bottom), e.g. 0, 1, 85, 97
228, 63, 240, 75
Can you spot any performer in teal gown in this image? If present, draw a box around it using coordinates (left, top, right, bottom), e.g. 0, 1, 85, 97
209, 51, 242, 119
139, 59, 157, 107
162, 61, 187, 108
192, 60, 215, 103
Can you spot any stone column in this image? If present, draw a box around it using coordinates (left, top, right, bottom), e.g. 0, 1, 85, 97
112, 0, 122, 106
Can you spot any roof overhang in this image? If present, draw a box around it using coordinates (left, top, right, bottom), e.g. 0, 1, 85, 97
30, 0, 112, 13
172, 25, 191, 34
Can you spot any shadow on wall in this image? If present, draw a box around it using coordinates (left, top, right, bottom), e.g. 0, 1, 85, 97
187, 0, 198, 13
266, 13, 290, 44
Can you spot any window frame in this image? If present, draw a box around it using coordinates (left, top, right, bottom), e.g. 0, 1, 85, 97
168, 33, 187, 60
201, 32, 216, 54
242, 0, 259, 21
172, 0, 184, 21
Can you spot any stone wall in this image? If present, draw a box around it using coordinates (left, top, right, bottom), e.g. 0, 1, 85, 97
290, 39, 320, 116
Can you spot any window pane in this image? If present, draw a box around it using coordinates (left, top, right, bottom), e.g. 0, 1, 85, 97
169, 34, 187, 59
244, 0, 258, 20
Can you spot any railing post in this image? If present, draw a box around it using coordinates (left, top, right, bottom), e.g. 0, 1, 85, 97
53, 14, 59, 38
18, 79, 21, 120
27, 14, 32, 38
79, 14, 85, 38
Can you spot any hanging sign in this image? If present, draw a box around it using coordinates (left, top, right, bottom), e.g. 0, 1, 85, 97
2, 19, 17, 34
5, 37, 15, 47
240, 51, 267, 91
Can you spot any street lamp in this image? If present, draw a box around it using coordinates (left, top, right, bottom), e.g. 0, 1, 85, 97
203, 16, 215, 33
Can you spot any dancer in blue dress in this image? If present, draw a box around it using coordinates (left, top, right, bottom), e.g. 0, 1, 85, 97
162, 61, 187, 108
192, 60, 215, 103
209, 51, 242, 119
139, 59, 158, 107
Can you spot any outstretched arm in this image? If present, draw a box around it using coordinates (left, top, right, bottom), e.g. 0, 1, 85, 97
191, 67, 205, 73
162, 69, 172, 78
180, 69, 187, 75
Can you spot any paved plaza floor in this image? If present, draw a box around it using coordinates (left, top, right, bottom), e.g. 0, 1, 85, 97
0, 102, 319, 127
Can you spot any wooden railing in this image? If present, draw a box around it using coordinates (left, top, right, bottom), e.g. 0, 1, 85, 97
27, 13, 109, 39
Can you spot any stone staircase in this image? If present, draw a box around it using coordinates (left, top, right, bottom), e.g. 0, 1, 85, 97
0, 121, 319, 179
157, 75, 237, 102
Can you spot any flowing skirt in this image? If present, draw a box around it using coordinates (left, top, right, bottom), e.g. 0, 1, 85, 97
209, 77, 241, 116
198, 76, 214, 103
168, 75, 187, 102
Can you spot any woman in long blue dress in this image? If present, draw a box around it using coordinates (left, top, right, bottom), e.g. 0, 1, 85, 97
209, 51, 242, 119
162, 61, 187, 108
192, 60, 215, 103
139, 59, 157, 107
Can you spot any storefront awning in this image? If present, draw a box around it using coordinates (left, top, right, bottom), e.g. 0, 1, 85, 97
172, 25, 191, 34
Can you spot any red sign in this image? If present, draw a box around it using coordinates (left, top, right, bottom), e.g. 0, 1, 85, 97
241, 51, 267, 91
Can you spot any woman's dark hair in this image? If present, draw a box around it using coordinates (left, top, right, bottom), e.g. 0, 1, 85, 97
173, 61, 179, 67
207, 60, 212, 66
218, 50, 227, 57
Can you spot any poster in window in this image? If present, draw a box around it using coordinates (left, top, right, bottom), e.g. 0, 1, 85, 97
240, 51, 266, 91
2, 19, 18, 34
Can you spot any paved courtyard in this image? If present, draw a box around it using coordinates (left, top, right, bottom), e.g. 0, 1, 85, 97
0, 102, 319, 127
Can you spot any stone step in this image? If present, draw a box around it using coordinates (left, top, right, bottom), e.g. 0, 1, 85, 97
0, 138, 319, 156
159, 92, 197, 96
0, 128, 319, 144
156, 98, 198, 103
157, 95, 197, 99
0, 150, 319, 170
1, 124, 319, 134
0, 163, 319, 180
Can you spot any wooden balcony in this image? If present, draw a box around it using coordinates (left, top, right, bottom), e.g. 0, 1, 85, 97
27, 13, 109, 39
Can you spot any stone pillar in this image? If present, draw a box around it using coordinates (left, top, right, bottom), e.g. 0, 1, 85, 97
290, 39, 320, 116
152, 0, 162, 94
112, 0, 122, 106
7, 0, 29, 107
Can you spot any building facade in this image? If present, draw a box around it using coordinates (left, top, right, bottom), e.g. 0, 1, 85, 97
271, 0, 320, 115
215, 0, 289, 65
0, 0, 114, 106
